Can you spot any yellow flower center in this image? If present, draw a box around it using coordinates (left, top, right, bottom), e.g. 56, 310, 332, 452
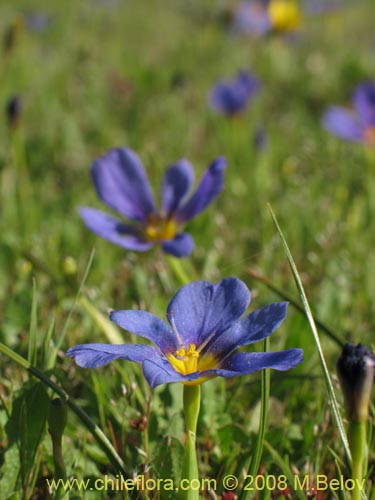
166, 343, 218, 386
268, 0, 302, 32
144, 214, 177, 242
364, 125, 375, 147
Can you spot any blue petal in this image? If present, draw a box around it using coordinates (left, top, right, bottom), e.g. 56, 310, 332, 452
161, 160, 195, 216
322, 107, 364, 143
109, 310, 178, 352
174, 157, 226, 223
166, 278, 251, 347
207, 302, 288, 357
79, 207, 153, 251
142, 358, 200, 388
66, 343, 158, 368
352, 82, 375, 126
91, 147, 156, 221
203, 349, 304, 378
161, 233, 194, 257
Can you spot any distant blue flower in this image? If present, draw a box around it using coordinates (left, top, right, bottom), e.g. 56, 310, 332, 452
231, 0, 302, 36
79, 147, 226, 258
209, 71, 260, 116
322, 82, 375, 147
67, 278, 303, 388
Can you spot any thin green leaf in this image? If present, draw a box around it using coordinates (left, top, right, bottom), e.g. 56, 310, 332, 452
28, 279, 38, 366
239, 337, 270, 500
268, 204, 352, 463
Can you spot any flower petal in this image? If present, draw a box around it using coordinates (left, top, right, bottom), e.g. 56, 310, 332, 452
207, 302, 288, 357
110, 310, 177, 352
66, 343, 158, 368
203, 349, 303, 378
352, 82, 375, 125
91, 147, 156, 221
231, 1, 272, 36
161, 233, 194, 257
161, 159, 195, 215
142, 358, 200, 388
174, 157, 226, 223
322, 106, 363, 142
166, 278, 251, 346
79, 207, 153, 251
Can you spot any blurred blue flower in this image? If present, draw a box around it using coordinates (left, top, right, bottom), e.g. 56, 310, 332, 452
79, 147, 226, 257
322, 82, 375, 146
67, 278, 303, 388
231, 0, 302, 36
209, 71, 260, 116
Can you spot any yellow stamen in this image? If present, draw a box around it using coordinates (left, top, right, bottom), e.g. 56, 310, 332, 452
268, 0, 302, 32
364, 126, 375, 147
144, 214, 177, 242
166, 343, 218, 385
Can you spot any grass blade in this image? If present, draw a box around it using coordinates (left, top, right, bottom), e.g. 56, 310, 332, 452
267, 204, 352, 464
239, 337, 270, 500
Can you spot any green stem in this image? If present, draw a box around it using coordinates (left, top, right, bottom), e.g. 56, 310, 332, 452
178, 385, 201, 500
348, 421, 366, 500
166, 256, 191, 285
240, 337, 270, 500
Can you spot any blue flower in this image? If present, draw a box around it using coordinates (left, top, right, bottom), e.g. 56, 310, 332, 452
231, 1, 302, 36
209, 71, 260, 116
79, 147, 226, 258
67, 278, 303, 388
322, 82, 375, 147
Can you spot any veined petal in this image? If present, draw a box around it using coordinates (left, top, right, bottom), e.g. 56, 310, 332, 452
352, 82, 375, 125
142, 358, 200, 388
110, 310, 178, 352
202, 349, 303, 378
207, 302, 288, 356
161, 159, 195, 215
66, 343, 158, 368
162, 233, 194, 257
79, 207, 153, 251
322, 106, 363, 143
174, 157, 226, 223
91, 147, 156, 221
166, 278, 251, 347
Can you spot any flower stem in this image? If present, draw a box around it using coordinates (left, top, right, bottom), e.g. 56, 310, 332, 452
348, 421, 366, 500
178, 385, 201, 500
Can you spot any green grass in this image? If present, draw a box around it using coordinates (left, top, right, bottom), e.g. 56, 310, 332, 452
0, 0, 374, 498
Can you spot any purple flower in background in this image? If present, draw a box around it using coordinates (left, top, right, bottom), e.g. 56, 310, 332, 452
231, 0, 302, 36
67, 278, 303, 388
231, 1, 272, 36
79, 147, 226, 257
209, 71, 260, 116
322, 82, 375, 147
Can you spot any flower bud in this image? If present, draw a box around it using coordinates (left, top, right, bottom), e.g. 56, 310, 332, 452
336, 343, 375, 422
6, 95, 22, 129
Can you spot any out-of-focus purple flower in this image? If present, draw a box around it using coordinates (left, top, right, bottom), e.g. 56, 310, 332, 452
79, 147, 226, 258
303, 0, 342, 15
209, 71, 260, 116
231, 1, 272, 36
231, 0, 302, 36
322, 82, 375, 147
67, 278, 303, 388
24, 12, 50, 32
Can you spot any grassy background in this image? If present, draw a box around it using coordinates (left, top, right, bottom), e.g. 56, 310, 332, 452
0, 0, 374, 498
